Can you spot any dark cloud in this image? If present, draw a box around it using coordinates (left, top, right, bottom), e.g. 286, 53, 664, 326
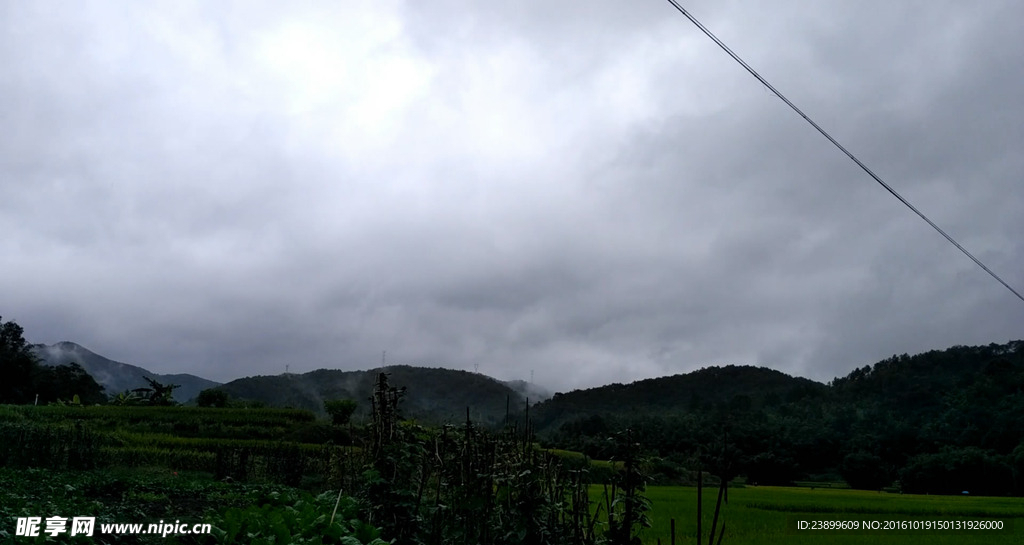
3, 1, 1021, 392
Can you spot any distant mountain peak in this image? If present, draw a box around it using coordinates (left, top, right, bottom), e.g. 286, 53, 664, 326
31, 342, 220, 403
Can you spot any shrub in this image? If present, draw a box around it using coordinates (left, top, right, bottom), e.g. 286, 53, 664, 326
197, 388, 230, 408
324, 399, 357, 426
839, 451, 892, 490
744, 451, 799, 486
900, 447, 1012, 495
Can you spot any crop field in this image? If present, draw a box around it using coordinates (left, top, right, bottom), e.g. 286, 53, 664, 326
0, 467, 383, 544
3, 402, 1022, 544
632, 485, 1024, 544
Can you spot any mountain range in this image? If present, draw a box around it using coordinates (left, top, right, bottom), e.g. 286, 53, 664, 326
29, 339, 1024, 442
25, 337, 1024, 493
31, 341, 220, 403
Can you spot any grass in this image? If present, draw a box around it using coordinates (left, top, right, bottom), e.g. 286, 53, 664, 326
632, 485, 1024, 544
3, 404, 1021, 544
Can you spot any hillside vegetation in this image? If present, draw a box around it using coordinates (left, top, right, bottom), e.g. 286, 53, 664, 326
6, 316, 1024, 496
537, 341, 1024, 495
216, 365, 529, 425
530, 365, 826, 432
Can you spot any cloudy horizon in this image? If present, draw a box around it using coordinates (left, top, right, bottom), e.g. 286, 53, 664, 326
4, 0, 1022, 393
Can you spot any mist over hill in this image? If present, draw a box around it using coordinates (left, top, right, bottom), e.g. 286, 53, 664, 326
19, 330, 1024, 494
216, 365, 535, 425
502, 379, 553, 403
31, 341, 220, 403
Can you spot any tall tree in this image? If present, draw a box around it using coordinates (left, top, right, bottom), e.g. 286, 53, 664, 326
0, 317, 39, 403
34, 362, 107, 405
135, 376, 180, 406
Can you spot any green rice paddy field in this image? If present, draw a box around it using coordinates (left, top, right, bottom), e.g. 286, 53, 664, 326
632, 485, 1024, 545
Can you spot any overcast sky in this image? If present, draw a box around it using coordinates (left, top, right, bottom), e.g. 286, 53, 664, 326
3, 0, 1022, 392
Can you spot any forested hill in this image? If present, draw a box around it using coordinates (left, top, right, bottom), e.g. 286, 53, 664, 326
530, 365, 826, 432
538, 340, 1024, 494
535, 341, 1024, 431
827, 340, 1024, 453
830, 341, 1024, 412
217, 365, 529, 425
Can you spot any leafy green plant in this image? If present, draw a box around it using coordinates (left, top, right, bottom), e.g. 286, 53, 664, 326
603, 429, 652, 545
191, 490, 387, 545
324, 399, 358, 426
357, 373, 617, 545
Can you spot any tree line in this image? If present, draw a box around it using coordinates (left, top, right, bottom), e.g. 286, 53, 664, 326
538, 342, 1024, 495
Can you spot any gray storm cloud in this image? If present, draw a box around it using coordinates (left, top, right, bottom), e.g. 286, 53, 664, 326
3, 0, 1022, 392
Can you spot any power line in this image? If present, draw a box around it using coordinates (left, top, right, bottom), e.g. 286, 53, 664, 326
663, 0, 1024, 304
